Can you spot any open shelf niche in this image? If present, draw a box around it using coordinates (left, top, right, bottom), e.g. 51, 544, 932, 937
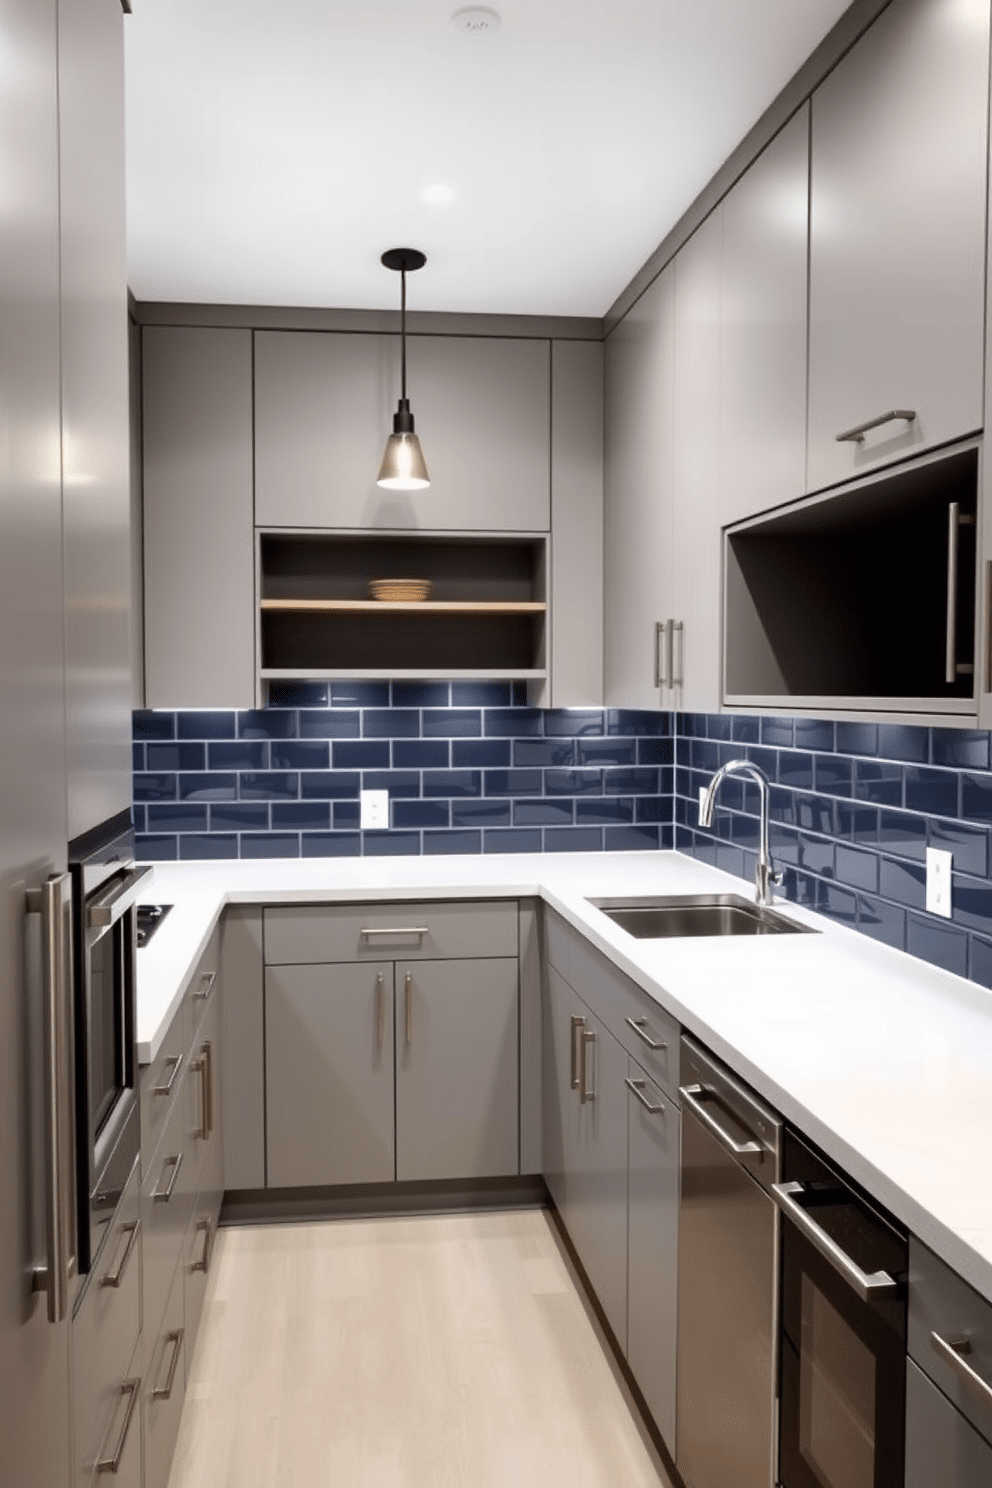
257, 530, 548, 684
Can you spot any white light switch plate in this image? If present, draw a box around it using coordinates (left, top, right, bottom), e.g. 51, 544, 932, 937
360, 789, 389, 830
925, 847, 952, 918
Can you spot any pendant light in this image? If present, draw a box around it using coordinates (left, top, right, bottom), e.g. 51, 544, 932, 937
377, 247, 430, 490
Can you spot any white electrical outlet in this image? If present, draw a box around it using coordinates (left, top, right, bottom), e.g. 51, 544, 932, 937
925, 847, 953, 918
698, 786, 708, 823
360, 789, 389, 830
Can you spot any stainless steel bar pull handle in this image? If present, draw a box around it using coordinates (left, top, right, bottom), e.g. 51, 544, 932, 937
946, 502, 976, 684
570, 1014, 585, 1089
772, 1181, 899, 1301
192, 1217, 213, 1276
376, 971, 385, 1050
153, 1151, 183, 1203
86, 863, 153, 929
194, 970, 216, 1002
835, 408, 916, 443
153, 1329, 185, 1401
579, 1029, 596, 1104
654, 621, 671, 689
153, 1053, 182, 1098
95, 1379, 140, 1473
930, 1332, 992, 1408
26, 873, 74, 1324
625, 1016, 666, 1051
190, 1047, 210, 1140
405, 971, 413, 1046
360, 925, 428, 938
100, 1220, 140, 1290
625, 1076, 663, 1114
672, 620, 684, 688
679, 1083, 763, 1159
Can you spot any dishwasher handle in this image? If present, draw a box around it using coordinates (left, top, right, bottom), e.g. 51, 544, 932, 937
679, 1083, 763, 1159
772, 1180, 900, 1302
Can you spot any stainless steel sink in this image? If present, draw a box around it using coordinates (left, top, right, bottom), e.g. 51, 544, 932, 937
588, 893, 813, 939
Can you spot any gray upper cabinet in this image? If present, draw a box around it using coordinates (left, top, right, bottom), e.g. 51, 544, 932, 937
142, 326, 255, 708
720, 105, 809, 526
254, 330, 551, 532
807, 0, 989, 492
58, 0, 132, 837
604, 264, 675, 708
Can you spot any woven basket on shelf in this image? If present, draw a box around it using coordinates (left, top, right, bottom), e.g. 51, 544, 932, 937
367, 578, 432, 602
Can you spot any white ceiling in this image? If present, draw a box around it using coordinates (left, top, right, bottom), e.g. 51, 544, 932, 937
124, 0, 854, 317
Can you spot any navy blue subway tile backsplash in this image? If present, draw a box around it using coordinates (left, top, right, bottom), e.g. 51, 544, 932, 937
133, 683, 674, 863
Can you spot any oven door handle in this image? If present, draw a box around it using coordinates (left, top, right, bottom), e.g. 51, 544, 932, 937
87, 865, 153, 930
772, 1180, 900, 1302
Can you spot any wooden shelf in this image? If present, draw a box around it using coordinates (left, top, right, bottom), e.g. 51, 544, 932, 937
260, 598, 547, 614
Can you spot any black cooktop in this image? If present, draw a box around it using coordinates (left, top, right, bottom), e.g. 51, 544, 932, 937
136, 903, 173, 948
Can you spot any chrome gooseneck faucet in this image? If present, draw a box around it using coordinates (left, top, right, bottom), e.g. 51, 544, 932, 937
700, 759, 783, 907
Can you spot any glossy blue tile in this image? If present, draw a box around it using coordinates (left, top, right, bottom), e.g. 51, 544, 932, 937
424, 830, 482, 855
706, 715, 734, 741
393, 740, 449, 770
857, 895, 906, 950
769, 787, 797, 827
330, 682, 389, 707
239, 771, 299, 801
928, 818, 989, 878
332, 740, 390, 770
133, 710, 175, 741
237, 709, 297, 739
635, 798, 671, 824
877, 724, 929, 764
906, 767, 960, 817
135, 834, 177, 861
132, 743, 144, 772
714, 842, 745, 880
836, 803, 879, 845
731, 814, 760, 850
514, 799, 573, 826
969, 934, 992, 990
393, 799, 449, 829
545, 768, 602, 796
240, 833, 300, 859
209, 740, 269, 770
451, 681, 511, 707
798, 835, 834, 877
511, 681, 530, 706
210, 803, 270, 831
452, 739, 511, 769
906, 914, 968, 977
362, 830, 421, 856
781, 867, 818, 908
451, 798, 512, 828
334, 801, 360, 829
689, 738, 720, 772
424, 769, 480, 798
675, 766, 693, 799
836, 722, 878, 756
134, 773, 177, 802
769, 823, 800, 866
777, 751, 814, 790
363, 709, 420, 739
362, 770, 421, 798
131, 805, 146, 833
513, 737, 575, 768
298, 709, 360, 739
876, 810, 926, 860
271, 802, 330, 830
544, 827, 603, 853
147, 803, 209, 833
574, 797, 631, 826
675, 738, 692, 769
270, 740, 330, 770
604, 767, 659, 795
179, 773, 237, 801
835, 843, 879, 894
659, 766, 674, 797
301, 832, 361, 857
760, 716, 793, 748
637, 737, 673, 766
605, 824, 661, 851
179, 835, 239, 860
932, 729, 991, 770
744, 745, 777, 779
961, 771, 992, 823
662, 818, 678, 847
795, 719, 834, 752
853, 760, 903, 807
485, 708, 543, 737
484, 769, 542, 797
813, 755, 852, 796
146, 741, 206, 771
952, 874, 992, 933
266, 681, 328, 707
422, 708, 482, 738
391, 682, 449, 708
607, 708, 670, 736
730, 715, 760, 744
483, 828, 542, 854
879, 857, 927, 911
300, 771, 360, 800
816, 881, 858, 926
679, 713, 707, 738
675, 823, 694, 850
579, 738, 637, 768
177, 710, 236, 740
544, 710, 605, 737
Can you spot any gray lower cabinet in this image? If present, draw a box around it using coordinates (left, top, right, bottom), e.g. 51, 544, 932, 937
142, 1262, 186, 1488
905, 1358, 992, 1488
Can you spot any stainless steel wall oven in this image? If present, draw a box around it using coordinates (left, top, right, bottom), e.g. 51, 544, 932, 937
68, 812, 149, 1274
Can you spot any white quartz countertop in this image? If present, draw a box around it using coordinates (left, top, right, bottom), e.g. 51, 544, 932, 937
136, 849, 992, 1306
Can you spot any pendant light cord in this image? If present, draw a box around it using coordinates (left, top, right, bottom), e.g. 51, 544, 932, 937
400, 267, 407, 401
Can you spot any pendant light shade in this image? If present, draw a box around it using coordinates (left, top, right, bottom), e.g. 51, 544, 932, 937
377, 248, 430, 491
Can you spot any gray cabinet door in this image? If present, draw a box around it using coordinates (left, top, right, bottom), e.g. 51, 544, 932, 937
906, 1358, 992, 1488
542, 964, 579, 1220
395, 959, 519, 1182
626, 1062, 679, 1454
807, 0, 989, 491
604, 263, 675, 708
142, 325, 255, 708
720, 106, 809, 526
265, 962, 395, 1187
254, 331, 551, 532
58, 0, 132, 837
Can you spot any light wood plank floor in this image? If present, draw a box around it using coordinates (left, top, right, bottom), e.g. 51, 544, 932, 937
168, 1208, 675, 1488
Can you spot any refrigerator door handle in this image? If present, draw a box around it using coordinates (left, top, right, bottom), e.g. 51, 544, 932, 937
25, 873, 75, 1323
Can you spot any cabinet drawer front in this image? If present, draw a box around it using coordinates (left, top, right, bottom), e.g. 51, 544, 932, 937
909, 1238, 992, 1447
141, 1087, 196, 1352
184, 1171, 222, 1367
627, 1060, 679, 1452
140, 1008, 185, 1181
71, 1158, 142, 1488
143, 1262, 187, 1488
263, 900, 518, 965
185, 993, 221, 1196
906, 1357, 992, 1486
182, 926, 220, 1053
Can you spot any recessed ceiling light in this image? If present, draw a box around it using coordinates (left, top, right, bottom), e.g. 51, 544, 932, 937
421, 183, 457, 206
451, 7, 501, 38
